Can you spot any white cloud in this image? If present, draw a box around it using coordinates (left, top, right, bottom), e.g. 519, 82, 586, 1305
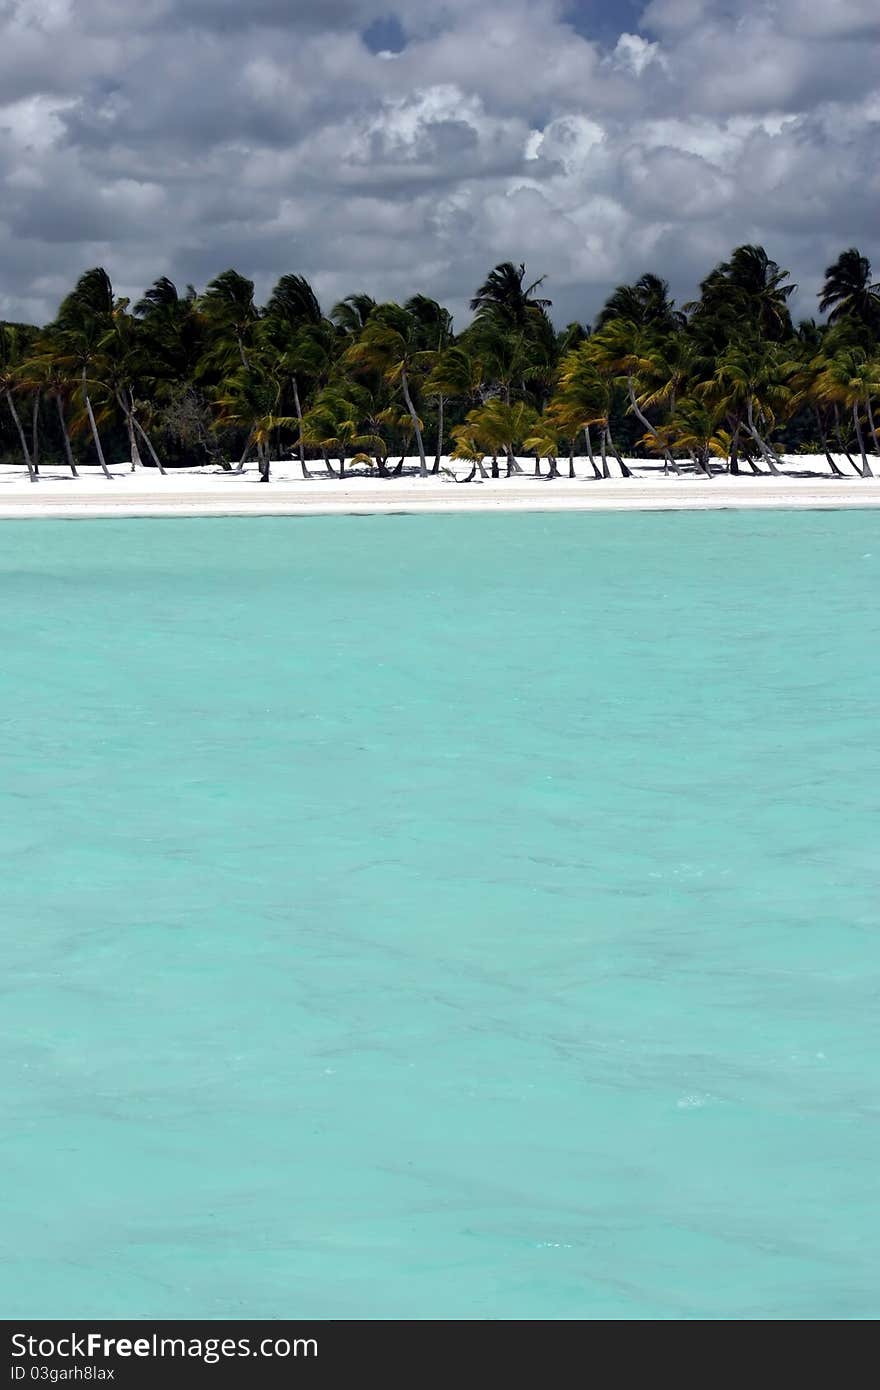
609, 33, 664, 77
0, 0, 876, 327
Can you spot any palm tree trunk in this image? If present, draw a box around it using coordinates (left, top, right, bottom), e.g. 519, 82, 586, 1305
745, 397, 779, 474
833, 403, 858, 471
813, 408, 844, 476
400, 366, 427, 477
291, 376, 312, 479
568, 439, 575, 478
853, 399, 872, 477
131, 415, 166, 474
432, 394, 444, 472
237, 432, 253, 470
82, 368, 112, 479
321, 447, 336, 478
728, 424, 740, 474
605, 420, 632, 477
727, 415, 756, 473
584, 426, 601, 478
866, 396, 880, 456
127, 416, 141, 470
117, 392, 141, 472
338, 453, 345, 479
691, 447, 712, 477
546, 455, 559, 478
258, 439, 270, 482
600, 427, 609, 478
6, 390, 36, 481
627, 376, 677, 473
55, 396, 77, 476
31, 391, 40, 475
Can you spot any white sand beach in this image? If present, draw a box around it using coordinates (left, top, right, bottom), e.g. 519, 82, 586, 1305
1, 455, 879, 518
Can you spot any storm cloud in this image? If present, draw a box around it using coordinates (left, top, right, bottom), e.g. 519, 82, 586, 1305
0, 0, 877, 326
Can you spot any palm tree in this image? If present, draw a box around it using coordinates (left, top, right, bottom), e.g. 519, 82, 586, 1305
214, 359, 294, 482
589, 319, 682, 472
331, 293, 377, 339
522, 417, 563, 477
693, 244, 796, 345
199, 270, 260, 371
135, 277, 205, 394
819, 249, 880, 333
405, 295, 453, 468
814, 344, 880, 477
452, 399, 539, 478
0, 324, 37, 481
708, 340, 793, 474
18, 337, 79, 476
344, 303, 436, 476
555, 340, 633, 477
99, 301, 167, 473
470, 261, 551, 330
596, 274, 682, 332
665, 398, 729, 476
552, 346, 611, 477
298, 383, 385, 478
262, 278, 336, 480
53, 267, 116, 479
266, 274, 324, 329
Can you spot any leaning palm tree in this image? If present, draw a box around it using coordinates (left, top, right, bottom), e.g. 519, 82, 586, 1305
692, 244, 796, 346
813, 345, 880, 477
545, 394, 600, 477
265, 273, 324, 329
53, 267, 116, 479
664, 398, 729, 476
819, 249, 880, 333
589, 319, 681, 473
707, 341, 793, 474
344, 303, 436, 476
18, 337, 80, 476
199, 269, 260, 371
783, 341, 849, 476
522, 417, 563, 477
213, 359, 294, 482
331, 293, 377, 339
0, 324, 37, 481
99, 301, 167, 473
454, 399, 539, 477
555, 340, 633, 477
259, 287, 337, 480
470, 261, 552, 331
405, 295, 454, 468
596, 273, 682, 332
297, 383, 385, 479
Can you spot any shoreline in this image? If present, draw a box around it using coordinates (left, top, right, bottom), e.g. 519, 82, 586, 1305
1, 457, 879, 518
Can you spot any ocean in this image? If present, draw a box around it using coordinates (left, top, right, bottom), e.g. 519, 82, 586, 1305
2, 511, 878, 1318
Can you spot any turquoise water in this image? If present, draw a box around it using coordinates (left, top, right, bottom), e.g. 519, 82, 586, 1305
1, 512, 878, 1320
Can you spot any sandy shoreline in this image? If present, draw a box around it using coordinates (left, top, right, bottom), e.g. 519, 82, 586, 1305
1, 456, 879, 518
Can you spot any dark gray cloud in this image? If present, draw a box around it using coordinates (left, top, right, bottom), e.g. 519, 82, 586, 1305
0, 0, 877, 328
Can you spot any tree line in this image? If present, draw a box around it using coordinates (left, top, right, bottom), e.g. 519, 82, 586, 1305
1, 245, 878, 481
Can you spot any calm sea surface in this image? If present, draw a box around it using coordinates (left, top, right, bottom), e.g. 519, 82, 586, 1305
1, 512, 878, 1319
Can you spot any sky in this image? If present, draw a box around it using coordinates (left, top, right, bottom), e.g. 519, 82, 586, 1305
0, 0, 878, 328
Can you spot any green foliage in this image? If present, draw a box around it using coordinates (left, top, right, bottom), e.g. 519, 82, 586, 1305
3, 246, 879, 476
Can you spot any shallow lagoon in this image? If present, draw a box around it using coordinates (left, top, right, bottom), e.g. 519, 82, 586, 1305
1, 512, 878, 1318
